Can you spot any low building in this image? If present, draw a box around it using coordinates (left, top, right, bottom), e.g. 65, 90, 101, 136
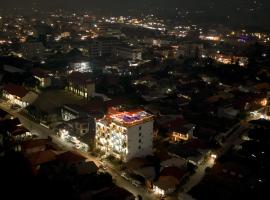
2, 83, 38, 108
61, 104, 81, 121
153, 176, 179, 196
170, 123, 196, 142
96, 107, 154, 162
69, 118, 91, 136
17, 139, 49, 154
153, 166, 186, 196
9, 126, 31, 141
27, 149, 58, 171
68, 61, 93, 74
67, 72, 95, 99
32, 68, 52, 88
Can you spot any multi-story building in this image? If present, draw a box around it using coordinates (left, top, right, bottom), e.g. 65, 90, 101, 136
95, 107, 154, 162
89, 37, 119, 57
114, 45, 142, 60
67, 72, 95, 99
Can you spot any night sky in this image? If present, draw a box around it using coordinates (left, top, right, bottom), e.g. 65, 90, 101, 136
1, 0, 270, 28
1, 0, 269, 10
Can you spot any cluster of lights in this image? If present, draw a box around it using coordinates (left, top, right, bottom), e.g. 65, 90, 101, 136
200, 35, 220, 41
107, 109, 153, 127
58, 129, 89, 152
212, 54, 248, 67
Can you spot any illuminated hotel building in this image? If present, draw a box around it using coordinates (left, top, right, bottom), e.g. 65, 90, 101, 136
95, 107, 154, 162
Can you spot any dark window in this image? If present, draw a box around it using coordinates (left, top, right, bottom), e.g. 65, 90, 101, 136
139, 139, 141, 143
138, 146, 141, 149
139, 133, 142, 137
139, 126, 142, 130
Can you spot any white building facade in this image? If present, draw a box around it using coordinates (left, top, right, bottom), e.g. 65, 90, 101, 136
95, 108, 154, 162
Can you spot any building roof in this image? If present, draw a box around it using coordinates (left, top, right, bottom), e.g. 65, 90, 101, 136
27, 150, 58, 166
103, 107, 154, 127
0, 109, 9, 118
75, 161, 98, 175
126, 157, 152, 171
57, 150, 86, 164
134, 166, 156, 180
161, 158, 186, 169
10, 127, 29, 136
21, 139, 49, 150
92, 186, 134, 200
68, 72, 93, 85
160, 166, 186, 181
3, 64, 25, 73
154, 176, 179, 191
32, 68, 49, 78
3, 83, 29, 98
254, 82, 270, 91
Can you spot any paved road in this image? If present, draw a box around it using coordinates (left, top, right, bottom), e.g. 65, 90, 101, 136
0, 101, 156, 200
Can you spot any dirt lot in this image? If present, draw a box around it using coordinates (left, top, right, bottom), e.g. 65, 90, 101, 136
33, 89, 86, 113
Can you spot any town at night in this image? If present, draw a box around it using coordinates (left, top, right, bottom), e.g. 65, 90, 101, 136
0, 1, 270, 200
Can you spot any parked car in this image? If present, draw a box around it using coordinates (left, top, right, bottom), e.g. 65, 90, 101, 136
11, 104, 21, 110
121, 172, 131, 181
132, 180, 142, 187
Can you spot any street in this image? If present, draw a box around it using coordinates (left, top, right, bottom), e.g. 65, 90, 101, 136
0, 101, 156, 200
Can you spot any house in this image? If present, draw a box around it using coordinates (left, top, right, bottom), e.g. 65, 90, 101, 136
27, 149, 58, 171
9, 126, 31, 141
153, 176, 179, 196
153, 166, 187, 196
18, 139, 49, 154
57, 150, 86, 165
75, 161, 98, 175
67, 72, 95, 99
2, 83, 38, 108
169, 119, 196, 142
